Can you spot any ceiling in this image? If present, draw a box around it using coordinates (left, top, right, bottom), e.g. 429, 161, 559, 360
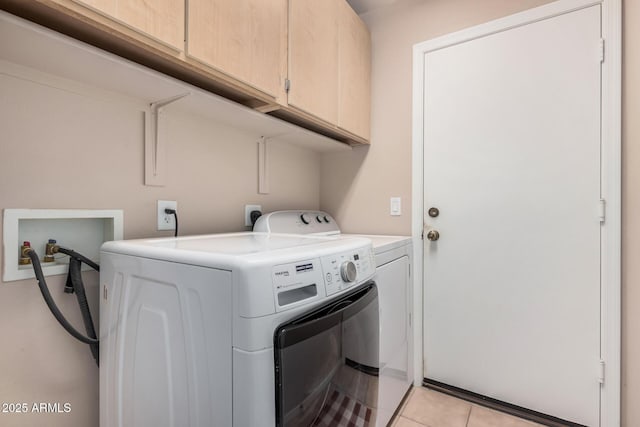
347, 0, 399, 14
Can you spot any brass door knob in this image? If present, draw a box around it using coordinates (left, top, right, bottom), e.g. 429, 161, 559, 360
426, 229, 440, 241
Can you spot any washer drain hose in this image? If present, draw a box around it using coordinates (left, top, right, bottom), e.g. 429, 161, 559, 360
69, 256, 99, 364
27, 250, 99, 363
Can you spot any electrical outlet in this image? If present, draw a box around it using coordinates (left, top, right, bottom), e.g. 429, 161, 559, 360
157, 200, 177, 231
245, 204, 262, 227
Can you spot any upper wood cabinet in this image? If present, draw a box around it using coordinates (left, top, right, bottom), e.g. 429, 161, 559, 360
1, 0, 370, 144
288, 0, 371, 141
187, 0, 287, 100
77, 0, 185, 50
337, 0, 371, 140
288, 0, 339, 125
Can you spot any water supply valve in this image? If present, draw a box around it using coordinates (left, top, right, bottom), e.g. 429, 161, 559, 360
19, 241, 32, 265
43, 239, 57, 263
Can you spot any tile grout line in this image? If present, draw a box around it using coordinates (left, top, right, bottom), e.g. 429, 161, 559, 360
401, 412, 428, 425
465, 403, 473, 426
398, 387, 431, 427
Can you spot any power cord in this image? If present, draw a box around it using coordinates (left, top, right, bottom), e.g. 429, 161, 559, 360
165, 208, 178, 237
250, 210, 262, 228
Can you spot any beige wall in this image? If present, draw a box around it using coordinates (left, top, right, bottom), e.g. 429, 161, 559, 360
321, 0, 640, 425
0, 69, 320, 426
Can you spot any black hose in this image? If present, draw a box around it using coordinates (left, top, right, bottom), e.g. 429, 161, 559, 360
69, 257, 99, 365
27, 250, 98, 346
55, 246, 100, 272
63, 269, 74, 294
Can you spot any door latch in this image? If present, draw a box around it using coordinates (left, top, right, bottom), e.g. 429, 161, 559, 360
426, 229, 440, 241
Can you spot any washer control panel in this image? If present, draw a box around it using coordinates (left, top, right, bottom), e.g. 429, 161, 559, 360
320, 246, 375, 296
271, 245, 375, 310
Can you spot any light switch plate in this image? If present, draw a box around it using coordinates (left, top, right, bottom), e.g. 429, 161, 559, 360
390, 197, 401, 216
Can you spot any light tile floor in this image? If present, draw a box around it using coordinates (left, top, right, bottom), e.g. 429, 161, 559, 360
390, 387, 547, 427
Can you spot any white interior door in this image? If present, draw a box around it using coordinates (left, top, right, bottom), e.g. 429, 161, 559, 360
422, 5, 602, 426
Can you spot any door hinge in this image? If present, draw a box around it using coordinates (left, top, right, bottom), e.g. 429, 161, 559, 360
598, 359, 605, 384
284, 78, 291, 93
599, 38, 605, 63
421, 230, 424, 240
598, 199, 606, 223
103, 285, 108, 301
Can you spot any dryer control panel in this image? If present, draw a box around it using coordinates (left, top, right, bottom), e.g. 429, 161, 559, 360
254, 210, 340, 235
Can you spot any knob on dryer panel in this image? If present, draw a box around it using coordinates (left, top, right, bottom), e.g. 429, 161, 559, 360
300, 213, 311, 224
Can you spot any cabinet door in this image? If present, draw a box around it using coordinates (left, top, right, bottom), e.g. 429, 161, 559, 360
338, 0, 371, 140
187, 0, 287, 99
288, 0, 339, 125
80, 0, 185, 50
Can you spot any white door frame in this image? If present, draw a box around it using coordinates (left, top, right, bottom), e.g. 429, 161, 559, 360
411, 0, 621, 425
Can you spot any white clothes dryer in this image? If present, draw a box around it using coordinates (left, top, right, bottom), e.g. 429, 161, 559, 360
99, 232, 380, 427
253, 211, 414, 426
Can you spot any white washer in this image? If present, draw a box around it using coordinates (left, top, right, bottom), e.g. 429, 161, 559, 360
253, 211, 414, 426
99, 232, 379, 427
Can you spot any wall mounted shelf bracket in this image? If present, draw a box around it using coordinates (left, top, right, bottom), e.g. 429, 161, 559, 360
144, 92, 190, 186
